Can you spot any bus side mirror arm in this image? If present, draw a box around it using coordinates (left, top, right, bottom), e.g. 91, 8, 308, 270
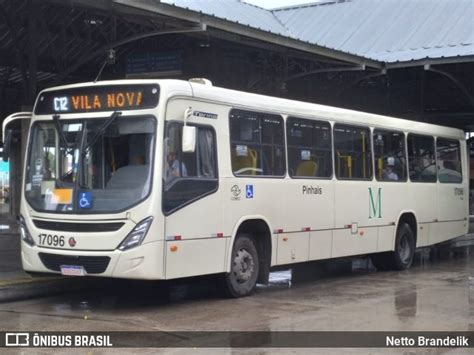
1, 112, 32, 162
182, 107, 196, 153
2, 130, 12, 162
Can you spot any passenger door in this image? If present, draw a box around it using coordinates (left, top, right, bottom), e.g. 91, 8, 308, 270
435, 138, 468, 244
162, 99, 226, 279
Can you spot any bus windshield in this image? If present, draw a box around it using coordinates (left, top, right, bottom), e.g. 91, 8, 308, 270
25, 115, 155, 213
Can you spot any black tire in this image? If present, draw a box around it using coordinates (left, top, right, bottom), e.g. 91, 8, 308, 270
392, 223, 415, 270
371, 223, 415, 271
223, 234, 259, 298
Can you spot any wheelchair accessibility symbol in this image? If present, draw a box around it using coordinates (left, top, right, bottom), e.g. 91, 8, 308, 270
245, 185, 254, 199
78, 191, 92, 209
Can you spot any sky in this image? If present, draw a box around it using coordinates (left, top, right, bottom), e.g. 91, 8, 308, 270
243, 0, 323, 10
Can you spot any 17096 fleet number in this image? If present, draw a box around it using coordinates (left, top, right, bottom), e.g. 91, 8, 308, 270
38, 234, 65, 247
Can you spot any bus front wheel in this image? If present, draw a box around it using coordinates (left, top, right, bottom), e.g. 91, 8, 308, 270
223, 234, 259, 298
371, 223, 415, 271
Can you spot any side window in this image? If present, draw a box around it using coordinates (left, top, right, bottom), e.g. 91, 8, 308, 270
229, 109, 285, 177
163, 122, 218, 214
437, 138, 462, 183
287, 117, 332, 178
407, 134, 436, 182
373, 130, 407, 182
334, 124, 372, 180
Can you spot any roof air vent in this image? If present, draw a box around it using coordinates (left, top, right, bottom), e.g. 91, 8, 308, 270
188, 78, 213, 86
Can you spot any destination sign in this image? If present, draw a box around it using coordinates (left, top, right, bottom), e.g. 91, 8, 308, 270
34, 84, 160, 114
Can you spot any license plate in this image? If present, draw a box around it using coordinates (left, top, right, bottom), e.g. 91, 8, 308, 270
60, 265, 86, 276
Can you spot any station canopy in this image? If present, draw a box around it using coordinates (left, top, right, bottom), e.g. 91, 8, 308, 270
0, 0, 473, 129
155, 0, 474, 67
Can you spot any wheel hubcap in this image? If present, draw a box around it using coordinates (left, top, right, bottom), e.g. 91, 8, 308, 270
232, 248, 255, 283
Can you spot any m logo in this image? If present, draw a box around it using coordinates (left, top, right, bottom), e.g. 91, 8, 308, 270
368, 187, 382, 219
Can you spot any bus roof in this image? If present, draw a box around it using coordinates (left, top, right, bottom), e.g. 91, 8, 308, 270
37, 79, 464, 140
188, 80, 465, 140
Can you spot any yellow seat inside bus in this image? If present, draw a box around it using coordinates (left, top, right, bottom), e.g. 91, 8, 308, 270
336, 152, 352, 178
232, 148, 257, 175
295, 160, 318, 177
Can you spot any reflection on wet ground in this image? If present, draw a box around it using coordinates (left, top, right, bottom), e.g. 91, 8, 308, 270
0, 245, 472, 336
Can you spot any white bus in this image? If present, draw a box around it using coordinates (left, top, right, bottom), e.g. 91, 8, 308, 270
2, 79, 468, 297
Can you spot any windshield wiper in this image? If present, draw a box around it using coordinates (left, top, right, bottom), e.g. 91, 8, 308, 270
53, 114, 77, 182
82, 111, 122, 154
52, 114, 72, 154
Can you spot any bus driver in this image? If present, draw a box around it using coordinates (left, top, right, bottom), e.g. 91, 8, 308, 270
165, 150, 187, 181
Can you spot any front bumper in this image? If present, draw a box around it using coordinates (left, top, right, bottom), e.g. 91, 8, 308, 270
21, 240, 165, 280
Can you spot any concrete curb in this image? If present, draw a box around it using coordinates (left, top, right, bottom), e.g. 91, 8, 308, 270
0, 276, 86, 303
438, 233, 474, 248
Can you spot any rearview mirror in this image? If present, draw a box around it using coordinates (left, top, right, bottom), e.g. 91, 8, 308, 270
182, 126, 196, 153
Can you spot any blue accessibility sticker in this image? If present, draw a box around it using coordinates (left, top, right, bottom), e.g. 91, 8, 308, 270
245, 185, 254, 199
78, 191, 93, 209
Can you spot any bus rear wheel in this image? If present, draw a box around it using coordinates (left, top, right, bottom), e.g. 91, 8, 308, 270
371, 223, 415, 271
223, 234, 259, 298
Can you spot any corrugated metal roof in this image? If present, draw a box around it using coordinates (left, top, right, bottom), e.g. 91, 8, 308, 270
162, 0, 290, 36
160, 0, 474, 64
273, 0, 474, 63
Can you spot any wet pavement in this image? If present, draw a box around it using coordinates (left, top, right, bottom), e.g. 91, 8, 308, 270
0, 233, 472, 354
0, 245, 472, 354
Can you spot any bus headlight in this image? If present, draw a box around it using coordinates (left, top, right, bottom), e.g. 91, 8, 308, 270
118, 217, 153, 251
19, 215, 35, 246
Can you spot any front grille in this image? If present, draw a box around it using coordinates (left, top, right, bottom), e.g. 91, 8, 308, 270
33, 220, 124, 232
39, 253, 110, 274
